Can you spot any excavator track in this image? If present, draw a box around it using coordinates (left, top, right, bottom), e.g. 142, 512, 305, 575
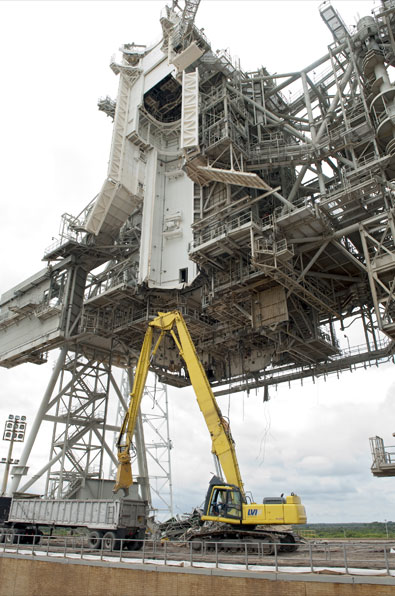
186, 525, 300, 555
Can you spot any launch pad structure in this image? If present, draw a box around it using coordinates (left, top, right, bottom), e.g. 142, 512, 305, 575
0, 0, 395, 507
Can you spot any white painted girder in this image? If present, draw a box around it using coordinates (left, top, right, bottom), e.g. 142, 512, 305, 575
85, 69, 143, 239
85, 178, 142, 239
196, 166, 273, 190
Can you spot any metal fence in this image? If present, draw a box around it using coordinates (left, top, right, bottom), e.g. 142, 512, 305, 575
1, 536, 394, 576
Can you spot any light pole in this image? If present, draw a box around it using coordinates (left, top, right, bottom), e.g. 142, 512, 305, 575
385, 519, 389, 539
1, 415, 26, 496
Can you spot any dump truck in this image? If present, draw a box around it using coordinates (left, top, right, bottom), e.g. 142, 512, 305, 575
0, 495, 147, 550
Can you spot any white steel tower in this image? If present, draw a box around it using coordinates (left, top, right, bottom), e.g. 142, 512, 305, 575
0, 0, 395, 499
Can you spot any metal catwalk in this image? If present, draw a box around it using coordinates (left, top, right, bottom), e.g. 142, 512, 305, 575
0, 0, 394, 497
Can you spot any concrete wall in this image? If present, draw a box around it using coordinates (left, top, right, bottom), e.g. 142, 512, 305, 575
0, 555, 394, 596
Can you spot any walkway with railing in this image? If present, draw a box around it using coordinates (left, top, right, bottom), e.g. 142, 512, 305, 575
1, 536, 395, 576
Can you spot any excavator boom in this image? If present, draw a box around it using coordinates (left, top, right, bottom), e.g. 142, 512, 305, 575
114, 325, 162, 493
152, 311, 244, 495
114, 310, 244, 496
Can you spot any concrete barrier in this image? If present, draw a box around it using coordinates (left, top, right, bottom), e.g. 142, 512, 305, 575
0, 553, 394, 596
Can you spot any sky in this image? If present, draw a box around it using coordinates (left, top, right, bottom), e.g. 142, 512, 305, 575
0, 0, 394, 524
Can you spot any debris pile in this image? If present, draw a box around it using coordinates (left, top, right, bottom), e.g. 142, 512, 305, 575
159, 508, 203, 540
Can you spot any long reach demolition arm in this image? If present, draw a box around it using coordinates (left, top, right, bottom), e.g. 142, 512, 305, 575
114, 310, 244, 496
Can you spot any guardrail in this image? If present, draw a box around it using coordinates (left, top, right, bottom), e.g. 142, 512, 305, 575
1, 536, 394, 576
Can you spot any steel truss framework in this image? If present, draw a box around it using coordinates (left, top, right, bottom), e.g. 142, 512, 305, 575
110, 372, 174, 519
45, 352, 112, 499
8, 348, 137, 498
9, 346, 173, 504
140, 377, 174, 519
1, 0, 395, 495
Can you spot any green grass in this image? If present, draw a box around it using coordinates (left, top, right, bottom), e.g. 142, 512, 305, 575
298, 521, 395, 539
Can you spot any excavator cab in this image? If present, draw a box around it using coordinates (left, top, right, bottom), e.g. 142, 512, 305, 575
202, 477, 243, 523
202, 475, 307, 526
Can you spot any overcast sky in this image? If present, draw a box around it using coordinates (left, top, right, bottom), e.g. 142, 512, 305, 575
0, 0, 394, 524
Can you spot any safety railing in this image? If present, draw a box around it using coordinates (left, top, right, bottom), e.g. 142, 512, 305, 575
44, 209, 93, 257
190, 210, 260, 252
85, 265, 138, 302
370, 435, 395, 467
0, 535, 394, 576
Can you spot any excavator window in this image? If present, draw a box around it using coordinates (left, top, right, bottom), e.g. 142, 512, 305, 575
208, 486, 242, 520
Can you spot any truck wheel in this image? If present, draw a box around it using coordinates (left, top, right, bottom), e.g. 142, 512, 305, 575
102, 531, 120, 551
127, 528, 145, 551
22, 529, 38, 545
33, 530, 43, 545
7, 529, 25, 545
88, 530, 103, 549
4, 529, 16, 544
128, 539, 143, 551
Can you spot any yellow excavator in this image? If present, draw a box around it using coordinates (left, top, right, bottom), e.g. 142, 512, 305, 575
114, 311, 306, 550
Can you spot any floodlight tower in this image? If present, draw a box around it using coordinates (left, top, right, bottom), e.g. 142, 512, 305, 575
1, 415, 26, 496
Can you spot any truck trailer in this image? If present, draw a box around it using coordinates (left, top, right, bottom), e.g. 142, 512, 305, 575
0, 496, 147, 550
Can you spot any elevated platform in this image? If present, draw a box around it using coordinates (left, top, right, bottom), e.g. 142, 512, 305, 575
370, 435, 395, 476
